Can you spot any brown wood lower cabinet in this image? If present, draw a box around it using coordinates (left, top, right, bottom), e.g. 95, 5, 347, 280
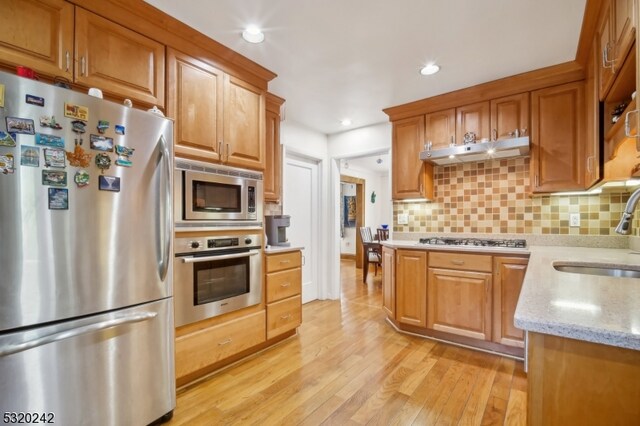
382, 246, 395, 318
395, 249, 427, 327
493, 256, 527, 347
265, 250, 303, 339
175, 310, 266, 381
267, 295, 302, 339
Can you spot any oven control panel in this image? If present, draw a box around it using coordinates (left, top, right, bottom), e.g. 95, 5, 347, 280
175, 234, 262, 255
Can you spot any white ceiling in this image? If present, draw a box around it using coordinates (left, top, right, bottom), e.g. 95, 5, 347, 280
145, 0, 587, 135
342, 153, 390, 174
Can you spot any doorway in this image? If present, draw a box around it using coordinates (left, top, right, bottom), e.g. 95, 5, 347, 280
284, 154, 320, 303
340, 175, 365, 268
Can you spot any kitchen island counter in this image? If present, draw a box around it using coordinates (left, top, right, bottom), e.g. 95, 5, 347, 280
514, 246, 640, 351
381, 239, 530, 256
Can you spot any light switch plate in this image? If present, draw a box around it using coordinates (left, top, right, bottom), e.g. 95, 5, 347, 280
570, 213, 580, 227
397, 213, 409, 225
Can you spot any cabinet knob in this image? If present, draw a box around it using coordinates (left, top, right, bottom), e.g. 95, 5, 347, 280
80, 56, 86, 76
218, 338, 232, 346
450, 260, 465, 266
65, 51, 70, 72
280, 282, 291, 287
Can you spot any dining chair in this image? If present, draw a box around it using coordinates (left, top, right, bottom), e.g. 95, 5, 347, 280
359, 227, 382, 282
377, 228, 389, 242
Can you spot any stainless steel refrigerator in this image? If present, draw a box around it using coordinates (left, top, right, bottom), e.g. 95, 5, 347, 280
0, 71, 175, 425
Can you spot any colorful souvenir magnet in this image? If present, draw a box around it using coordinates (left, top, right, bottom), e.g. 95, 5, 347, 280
42, 170, 67, 187
90, 134, 114, 152
0, 131, 16, 147
35, 133, 65, 148
43, 148, 66, 169
48, 188, 68, 210
97, 120, 110, 134
40, 115, 62, 130
65, 145, 92, 168
99, 175, 120, 192
115, 125, 125, 135
64, 103, 89, 121
74, 170, 90, 188
0, 83, 4, 108
20, 145, 39, 167
25, 94, 44, 107
71, 120, 86, 134
95, 153, 111, 173
0, 154, 14, 174
115, 145, 134, 167
6, 116, 35, 134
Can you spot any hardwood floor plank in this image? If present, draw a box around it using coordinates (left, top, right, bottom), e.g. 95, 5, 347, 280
168, 260, 527, 426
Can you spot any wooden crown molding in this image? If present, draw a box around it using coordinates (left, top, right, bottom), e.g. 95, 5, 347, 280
383, 61, 585, 121
266, 92, 286, 113
70, 0, 277, 90
575, 0, 606, 66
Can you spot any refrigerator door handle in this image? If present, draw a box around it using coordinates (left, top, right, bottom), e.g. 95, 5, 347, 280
180, 250, 260, 263
0, 312, 158, 357
158, 134, 172, 281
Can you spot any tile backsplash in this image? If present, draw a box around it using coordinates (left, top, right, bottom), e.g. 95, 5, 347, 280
394, 157, 631, 235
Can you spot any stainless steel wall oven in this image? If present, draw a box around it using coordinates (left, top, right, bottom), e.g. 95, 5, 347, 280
173, 234, 262, 327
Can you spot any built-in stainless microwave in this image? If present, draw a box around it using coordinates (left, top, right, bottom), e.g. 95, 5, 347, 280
175, 159, 263, 226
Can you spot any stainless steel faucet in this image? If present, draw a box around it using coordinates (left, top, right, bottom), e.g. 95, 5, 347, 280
615, 187, 640, 234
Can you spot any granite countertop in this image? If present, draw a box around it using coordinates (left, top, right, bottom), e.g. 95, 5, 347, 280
264, 245, 305, 254
381, 239, 530, 256
514, 246, 640, 351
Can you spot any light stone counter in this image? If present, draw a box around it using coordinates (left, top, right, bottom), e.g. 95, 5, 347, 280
381, 239, 530, 256
514, 246, 640, 351
264, 245, 305, 254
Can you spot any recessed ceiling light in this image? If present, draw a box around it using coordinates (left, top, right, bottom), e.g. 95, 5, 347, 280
242, 26, 264, 43
340, 119, 352, 126
420, 63, 440, 76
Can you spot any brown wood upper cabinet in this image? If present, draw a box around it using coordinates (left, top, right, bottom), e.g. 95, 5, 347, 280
264, 93, 285, 202
456, 101, 490, 143
490, 93, 530, 140
167, 48, 266, 170
395, 249, 427, 327
425, 108, 456, 149
599, 0, 636, 100
392, 116, 434, 200
531, 81, 586, 193
0, 2, 165, 108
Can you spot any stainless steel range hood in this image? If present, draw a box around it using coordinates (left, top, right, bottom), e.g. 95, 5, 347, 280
419, 136, 530, 165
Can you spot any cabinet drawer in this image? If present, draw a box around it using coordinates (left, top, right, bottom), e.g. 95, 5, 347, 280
429, 251, 492, 272
267, 296, 301, 339
266, 267, 302, 303
175, 310, 265, 378
266, 251, 301, 273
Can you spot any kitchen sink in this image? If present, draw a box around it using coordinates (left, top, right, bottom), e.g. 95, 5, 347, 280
553, 262, 640, 278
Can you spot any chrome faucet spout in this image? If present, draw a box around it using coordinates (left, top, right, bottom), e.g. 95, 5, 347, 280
615, 187, 640, 235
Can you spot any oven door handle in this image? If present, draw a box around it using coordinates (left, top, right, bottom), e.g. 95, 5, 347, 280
180, 250, 261, 263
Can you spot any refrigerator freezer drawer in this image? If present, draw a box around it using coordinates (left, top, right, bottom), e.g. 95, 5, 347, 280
0, 298, 175, 426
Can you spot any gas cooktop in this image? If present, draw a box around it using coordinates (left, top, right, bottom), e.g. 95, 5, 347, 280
418, 237, 527, 249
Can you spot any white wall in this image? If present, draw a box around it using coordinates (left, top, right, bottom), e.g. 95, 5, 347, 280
328, 122, 392, 158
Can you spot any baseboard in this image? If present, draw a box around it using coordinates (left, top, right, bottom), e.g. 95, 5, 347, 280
340, 253, 356, 260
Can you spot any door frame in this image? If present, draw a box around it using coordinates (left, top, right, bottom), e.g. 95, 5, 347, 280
340, 175, 365, 268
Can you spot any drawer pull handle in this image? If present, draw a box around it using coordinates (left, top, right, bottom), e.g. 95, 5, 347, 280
451, 260, 465, 265
280, 282, 291, 287
218, 338, 232, 346
280, 314, 292, 320
280, 260, 291, 264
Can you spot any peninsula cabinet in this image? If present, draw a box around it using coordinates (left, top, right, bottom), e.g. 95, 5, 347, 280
395, 250, 427, 327
492, 256, 527, 348
264, 93, 285, 203
530, 81, 586, 193
167, 48, 266, 170
392, 116, 434, 200
425, 108, 456, 150
456, 101, 490, 143
427, 252, 492, 341
0, 2, 165, 108
382, 246, 395, 319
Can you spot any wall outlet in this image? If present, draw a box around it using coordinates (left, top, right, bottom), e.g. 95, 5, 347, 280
569, 213, 580, 227
398, 213, 409, 225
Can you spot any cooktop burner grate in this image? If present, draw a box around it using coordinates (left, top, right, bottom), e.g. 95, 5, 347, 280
418, 237, 527, 249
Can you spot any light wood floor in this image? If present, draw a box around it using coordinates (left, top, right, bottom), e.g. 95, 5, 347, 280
167, 260, 527, 425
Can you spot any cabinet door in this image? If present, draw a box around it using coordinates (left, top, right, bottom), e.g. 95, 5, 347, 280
490, 93, 529, 140
492, 257, 527, 348
598, 1, 615, 100
396, 250, 427, 327
392, 116, 433, 200
167, 48, 223, 162
75, 8, 165, 107
425, 108, 456, 149
613, 0, 635, 67
456, 101, 490, 143
264, 93, 284, 202
585, 43, 601, 187
427, 268, 492, 340
0, 0, 73, 79
382, 246, 395, 319
531, 81, 585, 193
223, 75, 266, 170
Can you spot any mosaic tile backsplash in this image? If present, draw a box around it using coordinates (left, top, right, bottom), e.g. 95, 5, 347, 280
394, 157, 632, 236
